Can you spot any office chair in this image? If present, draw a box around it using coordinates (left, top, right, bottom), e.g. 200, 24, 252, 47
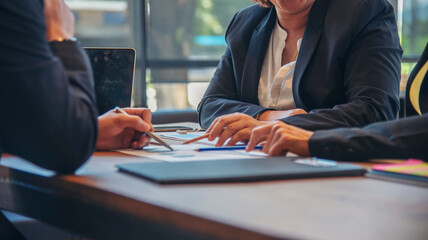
405, 42, 428, 116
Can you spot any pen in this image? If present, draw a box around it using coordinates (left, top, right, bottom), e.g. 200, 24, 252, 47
176, 128, 205, 134
114, 107, 174, 151
182, 134, 209, 144
195, 145, 263, 152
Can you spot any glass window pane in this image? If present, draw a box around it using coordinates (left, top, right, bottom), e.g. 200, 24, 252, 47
147, 0, 252, 111
401, 0, 428, 57
399, 0, 427, 96
147, 68, 213, 110
148, 0, 251, 60
66, 0, 134, 47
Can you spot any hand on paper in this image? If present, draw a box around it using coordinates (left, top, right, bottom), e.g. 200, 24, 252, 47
44, 0, 75, 41
96, 108, 153, 150
246, 121, 313, 156
257, 108, 307, 121
206, 113, 268, 147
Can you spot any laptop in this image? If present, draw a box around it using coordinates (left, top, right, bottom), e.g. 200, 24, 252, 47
84, 48, 136, 115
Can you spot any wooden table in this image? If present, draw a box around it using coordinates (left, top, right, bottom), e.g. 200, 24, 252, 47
1, 151, 427, 240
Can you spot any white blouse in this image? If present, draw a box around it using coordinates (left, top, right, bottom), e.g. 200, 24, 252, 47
258, 20, 302, 110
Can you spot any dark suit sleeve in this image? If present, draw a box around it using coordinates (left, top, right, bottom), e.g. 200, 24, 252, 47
281, 0, 402, 130
0, 1, 98, 173
308, 114, 428, 161
198, 47, 269, 128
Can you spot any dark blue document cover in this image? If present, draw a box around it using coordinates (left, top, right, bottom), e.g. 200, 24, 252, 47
117, 157, 366, 184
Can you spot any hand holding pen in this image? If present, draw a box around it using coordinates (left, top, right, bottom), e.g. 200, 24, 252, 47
96, 107, 157, 150
113, 107, 174, 151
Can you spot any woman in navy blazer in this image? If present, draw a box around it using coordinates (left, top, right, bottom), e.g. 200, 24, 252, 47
198, 0, 402, 146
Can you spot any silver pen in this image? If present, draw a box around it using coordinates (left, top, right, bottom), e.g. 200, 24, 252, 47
113, 107, 174, 151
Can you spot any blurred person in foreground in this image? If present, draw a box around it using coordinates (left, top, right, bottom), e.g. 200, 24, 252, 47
0, 0, 152, 174
0, 0, 153, 238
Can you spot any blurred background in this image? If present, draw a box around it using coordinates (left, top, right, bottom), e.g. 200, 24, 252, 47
65, 0, 428, 112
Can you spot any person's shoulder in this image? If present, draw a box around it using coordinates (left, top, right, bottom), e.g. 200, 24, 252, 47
328, 0, 392, 11
0, 0, 43, 13
0, 0, 45, 28
225, 4, 271, 39
0, 0, 50, 69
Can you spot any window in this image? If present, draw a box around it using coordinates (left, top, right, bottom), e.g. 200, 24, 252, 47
145, 0, 252, 111
399, 0, 428, 93
67, 0, 133, 47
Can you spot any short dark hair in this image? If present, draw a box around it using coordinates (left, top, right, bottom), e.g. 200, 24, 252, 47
253, 0, 272, 8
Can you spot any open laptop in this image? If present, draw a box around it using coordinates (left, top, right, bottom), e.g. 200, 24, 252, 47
84, 48, 136, 115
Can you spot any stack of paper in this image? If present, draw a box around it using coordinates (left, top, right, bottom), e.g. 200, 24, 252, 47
118, 144, 267, 162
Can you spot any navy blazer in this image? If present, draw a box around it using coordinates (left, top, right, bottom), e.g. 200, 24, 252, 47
198, 0, 402, 131
310, 44, 428, 160
0, 0, 98, 173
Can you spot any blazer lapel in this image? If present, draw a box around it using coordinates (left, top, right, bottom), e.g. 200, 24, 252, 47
241, 8, 276, 104
293, 0, 329, 109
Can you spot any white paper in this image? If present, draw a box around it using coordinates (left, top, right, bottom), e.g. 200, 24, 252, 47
117, 144, 267, 162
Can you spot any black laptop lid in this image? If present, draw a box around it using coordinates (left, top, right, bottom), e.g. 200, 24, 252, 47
85, 48, 135, 115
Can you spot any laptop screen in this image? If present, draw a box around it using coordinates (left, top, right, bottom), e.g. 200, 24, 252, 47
84, 48, 135, 115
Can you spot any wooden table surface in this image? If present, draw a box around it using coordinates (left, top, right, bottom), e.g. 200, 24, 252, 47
1, 149, 427, 239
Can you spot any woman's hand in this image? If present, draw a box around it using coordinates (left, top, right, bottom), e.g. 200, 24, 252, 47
246, 121, 314, 156
96, 108, 153, 150
44, 0, 75, 41
206, 113, 268, 147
